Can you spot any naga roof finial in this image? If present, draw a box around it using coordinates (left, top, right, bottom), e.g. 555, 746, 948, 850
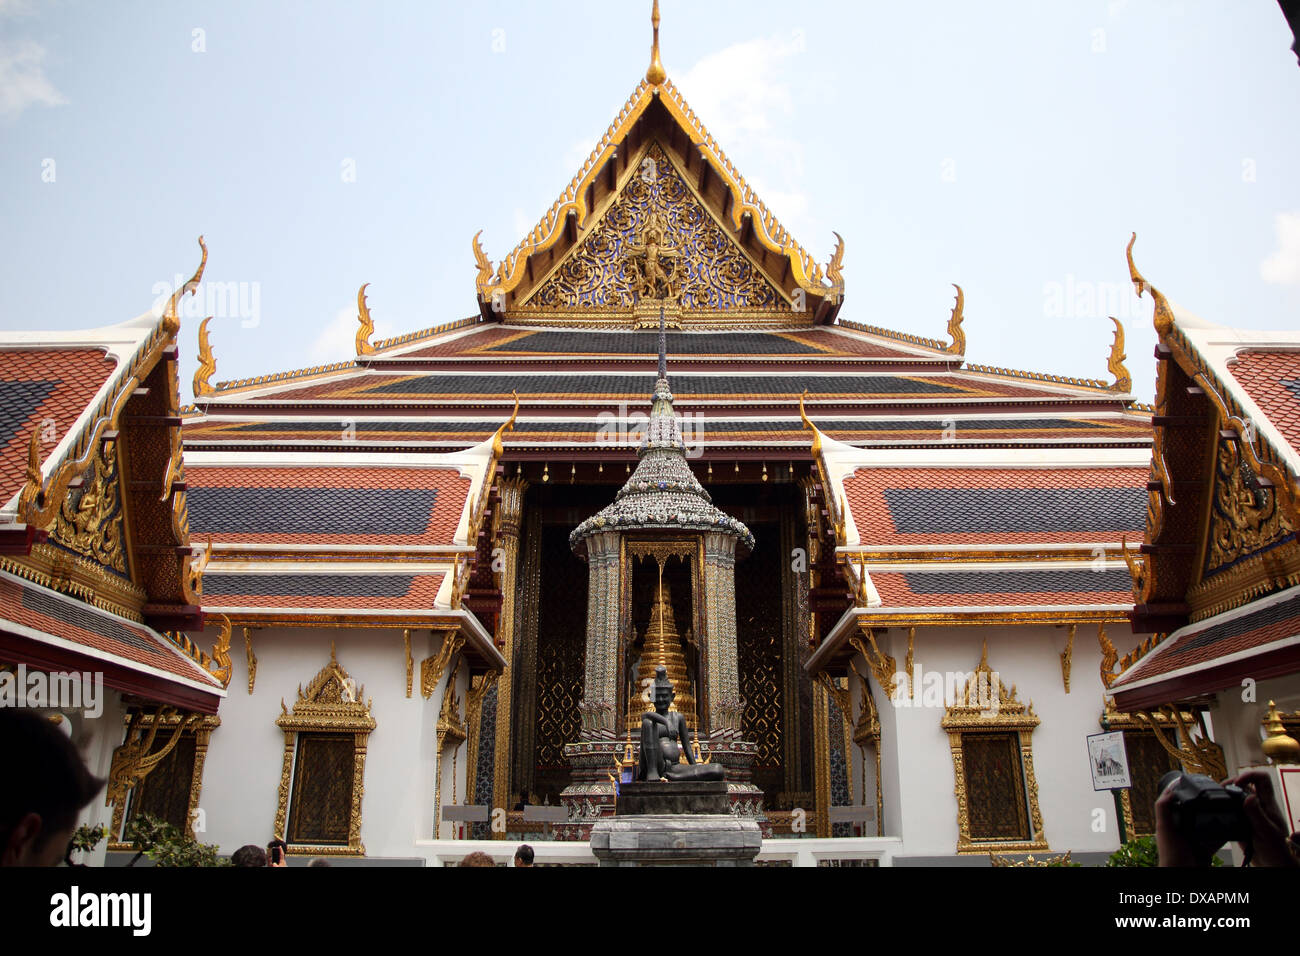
646, 0, 666, 86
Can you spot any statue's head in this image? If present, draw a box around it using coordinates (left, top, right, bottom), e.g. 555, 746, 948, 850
652, 664, 674, 712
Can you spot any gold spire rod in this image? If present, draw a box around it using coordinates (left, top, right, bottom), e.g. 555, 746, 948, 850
646, 0, 666, 86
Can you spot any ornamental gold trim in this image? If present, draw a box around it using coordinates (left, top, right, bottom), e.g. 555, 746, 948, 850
421, 631, 464, 699
1060, 623, 1075, 693
244, 626, 257, 694
6, 545, 147, 622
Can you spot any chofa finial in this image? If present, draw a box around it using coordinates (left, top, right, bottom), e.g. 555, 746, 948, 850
646, 0, 666, 86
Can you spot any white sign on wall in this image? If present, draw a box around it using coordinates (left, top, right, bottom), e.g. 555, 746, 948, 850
1086, 730, 1131, 791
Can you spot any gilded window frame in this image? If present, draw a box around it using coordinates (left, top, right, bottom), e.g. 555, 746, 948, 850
274, 646, 375, 857
107, 710, 220, 851
941, 645, 1048, 854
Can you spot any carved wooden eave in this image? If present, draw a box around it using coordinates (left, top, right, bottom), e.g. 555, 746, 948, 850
474, 80, 845, 326
1126, 234, 1300, 633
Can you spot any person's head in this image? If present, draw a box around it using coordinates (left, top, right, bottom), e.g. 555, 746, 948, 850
514, 844, 534, 867
307, 857, 332, 868
457, 851, 496, 867
0, 708, 105, 866
231, 844, 268, 867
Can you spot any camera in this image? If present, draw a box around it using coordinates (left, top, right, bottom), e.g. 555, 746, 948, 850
1157, 771, 1251, 859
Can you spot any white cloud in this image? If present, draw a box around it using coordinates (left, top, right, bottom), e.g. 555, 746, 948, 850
674, 31, 820, 254
308, 304, 395, 365
1260, 212, 1300, 286
0, 38, 66, 117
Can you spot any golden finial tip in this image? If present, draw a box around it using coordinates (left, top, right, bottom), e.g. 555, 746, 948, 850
646, 0, 666, 86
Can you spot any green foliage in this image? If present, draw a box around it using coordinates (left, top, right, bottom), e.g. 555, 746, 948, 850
1107, 835, 1160, 867
70, 824, 106, 854
1106, 834, 1224, 867
123, 814, 229, 867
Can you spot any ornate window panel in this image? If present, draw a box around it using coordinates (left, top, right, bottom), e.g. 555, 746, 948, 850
274, 646, 375, 856
107, 709, 218, 850
941, 643, 1047, 854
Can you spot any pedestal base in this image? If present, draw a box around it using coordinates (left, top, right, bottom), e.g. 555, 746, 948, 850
557, 734, 767, 840
590, 814, 763, 867
617, 780, 730, 815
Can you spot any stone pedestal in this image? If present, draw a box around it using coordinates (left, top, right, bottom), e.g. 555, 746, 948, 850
590, 780, 762, 866
591, 816, 762, 866
617, 780, 730, 815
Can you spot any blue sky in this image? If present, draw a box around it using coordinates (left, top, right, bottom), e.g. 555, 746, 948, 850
1, 0, 1298, 403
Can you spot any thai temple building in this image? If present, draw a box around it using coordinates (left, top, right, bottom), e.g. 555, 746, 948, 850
4, 4, 1296, 866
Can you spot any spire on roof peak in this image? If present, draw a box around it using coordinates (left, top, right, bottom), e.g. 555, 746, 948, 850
646, 0, 666, 86
657, 303, 667, 380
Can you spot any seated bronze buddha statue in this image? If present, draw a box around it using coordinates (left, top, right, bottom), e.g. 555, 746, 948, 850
636, 665, 725, 782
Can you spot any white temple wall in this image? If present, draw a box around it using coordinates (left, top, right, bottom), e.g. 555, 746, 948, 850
71, 690, 127, 866
196, 624, 453, 859
1210, 673, 1300, 774
858, 620, 1145, 859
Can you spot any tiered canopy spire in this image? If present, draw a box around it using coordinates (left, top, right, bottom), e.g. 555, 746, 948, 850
570, 304, 754, 553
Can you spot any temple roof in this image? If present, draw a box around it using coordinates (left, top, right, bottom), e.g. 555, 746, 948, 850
1112, 237, 1300, 703
472, 83, 846, 327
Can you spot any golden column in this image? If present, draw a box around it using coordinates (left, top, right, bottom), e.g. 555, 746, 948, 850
492, 475, 527, 834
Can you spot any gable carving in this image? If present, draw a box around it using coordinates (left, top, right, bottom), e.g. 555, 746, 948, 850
1204, 435, 1295, 577
527, 143, 786, 313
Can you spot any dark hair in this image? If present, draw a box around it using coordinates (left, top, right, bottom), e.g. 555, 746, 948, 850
231, 844, 268, 867
0, 708, 104, 851
266, 837, 288, 864
514, 844, 534, 865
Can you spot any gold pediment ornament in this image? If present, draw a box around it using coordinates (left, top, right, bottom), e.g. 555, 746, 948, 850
527, 143, 786, 315
1205, 433, 1295, 575
49, 440, 127, 575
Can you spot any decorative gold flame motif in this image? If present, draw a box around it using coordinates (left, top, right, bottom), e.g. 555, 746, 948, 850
947, 284, 966, 355
472, 230, 495, 293
162, 237, 207, 336
356, 283, 375, 355
1107, 316, 1132, 393
193, 316, 216, 397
